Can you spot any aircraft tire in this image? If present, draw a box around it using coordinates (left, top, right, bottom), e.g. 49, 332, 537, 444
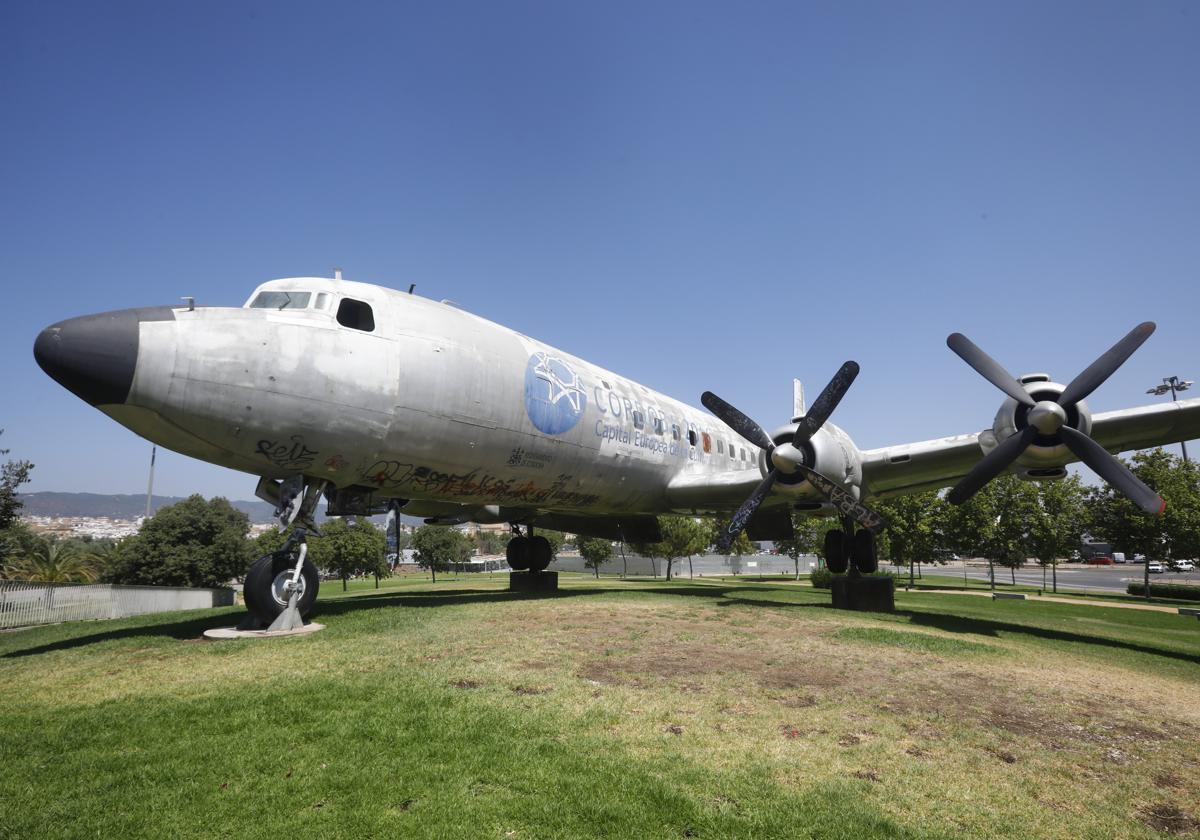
506, 536, 531, 571
245, 551, 320, 624
528, 536, 552, 573
852, 529, 878, 574
824, 529, 848, 574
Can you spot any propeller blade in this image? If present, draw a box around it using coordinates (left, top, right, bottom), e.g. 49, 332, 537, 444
947, 425, 1039, 505
795, 361, 859, 443
701, 391, 775, 452
716, 471, 777, 552
1057, 322, 1156, 408
946, 333, 1035, 408
1059, 426, 1165, 515
792, 464, 887, 534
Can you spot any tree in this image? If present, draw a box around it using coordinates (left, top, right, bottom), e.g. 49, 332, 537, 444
412, 525, 473, 582
474, 529, 506, 555
629, 516, 707, 581
772, 515, 837, 579
104, 495, 250, 588
306, 518, 388, 591
724, 530, 755, 576
874, 491, 944, 585
1088, 450, 1200, 599
0, 430, 33, 532
4, 537, 99, 583
578, 537, 613, 578
1029, 476, 1089, 593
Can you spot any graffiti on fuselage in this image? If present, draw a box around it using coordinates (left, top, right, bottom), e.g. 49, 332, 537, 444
255, 435, 319, 470
360, 461, 601, 507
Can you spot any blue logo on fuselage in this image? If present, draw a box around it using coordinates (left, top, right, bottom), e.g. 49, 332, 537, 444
524, 351, 587, 435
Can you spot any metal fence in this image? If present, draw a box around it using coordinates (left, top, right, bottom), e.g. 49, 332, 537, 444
0, 581, 235, 630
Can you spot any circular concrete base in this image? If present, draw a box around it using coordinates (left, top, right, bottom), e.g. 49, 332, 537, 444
203, 622, 325, 640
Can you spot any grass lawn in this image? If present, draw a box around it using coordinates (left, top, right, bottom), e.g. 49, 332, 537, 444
2, 577, 1199, 839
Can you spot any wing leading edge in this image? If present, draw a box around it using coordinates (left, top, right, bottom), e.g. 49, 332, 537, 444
861, 397, 1200, 500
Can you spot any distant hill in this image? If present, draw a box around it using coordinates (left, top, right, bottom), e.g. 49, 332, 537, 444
19, 492, 279, 522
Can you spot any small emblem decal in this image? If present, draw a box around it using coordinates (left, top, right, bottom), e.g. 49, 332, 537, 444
524, 351, 587, 435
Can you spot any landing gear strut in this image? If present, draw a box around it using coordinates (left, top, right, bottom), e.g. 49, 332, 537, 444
240, 478, 326, 630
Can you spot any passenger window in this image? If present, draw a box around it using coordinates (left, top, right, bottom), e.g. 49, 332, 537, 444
250, 291, 311, 310
717, 440, 724, 454
729, 442, 736, 458
672, 424, 681, 441
337, 298, 375, 332
687, 430, 698, 446
632, 411, 645, 430
702, 432, 711, 453
653, 417, 665, 435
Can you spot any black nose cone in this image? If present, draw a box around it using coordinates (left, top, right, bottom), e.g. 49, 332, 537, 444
34, 307, 175, 406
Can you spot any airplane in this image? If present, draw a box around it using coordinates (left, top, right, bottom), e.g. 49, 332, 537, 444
32, 275, 1200, 626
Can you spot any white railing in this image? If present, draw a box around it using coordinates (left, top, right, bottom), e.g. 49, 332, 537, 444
0, 581, 234, 630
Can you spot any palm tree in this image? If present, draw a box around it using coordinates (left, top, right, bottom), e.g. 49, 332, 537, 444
4, 538, 99, 583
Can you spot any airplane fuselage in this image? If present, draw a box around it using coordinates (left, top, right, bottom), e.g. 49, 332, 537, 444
41, 277, 846, 518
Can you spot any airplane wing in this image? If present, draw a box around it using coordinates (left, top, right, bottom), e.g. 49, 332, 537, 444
861, 397, 1200, 500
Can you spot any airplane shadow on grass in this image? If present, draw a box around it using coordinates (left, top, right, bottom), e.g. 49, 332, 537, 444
5, 582, 1198, 670
0, 582, 816, 659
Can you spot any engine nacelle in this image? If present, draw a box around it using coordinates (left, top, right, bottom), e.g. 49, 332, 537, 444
989, 374, 1092, 479
762, 421, 864, 497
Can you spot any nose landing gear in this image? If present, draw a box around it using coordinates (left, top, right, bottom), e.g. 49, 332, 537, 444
238, 478, 327, 631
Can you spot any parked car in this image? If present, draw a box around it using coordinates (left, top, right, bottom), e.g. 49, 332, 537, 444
1085, 556, 1115, 565
1169, 559, 1196, 572
1147, 561, 1165, 574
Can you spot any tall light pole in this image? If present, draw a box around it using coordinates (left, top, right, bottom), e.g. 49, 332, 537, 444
1146, 376, 1193, 462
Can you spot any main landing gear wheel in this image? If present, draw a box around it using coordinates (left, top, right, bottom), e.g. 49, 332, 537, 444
527, 536, 552, 573
506, 536, 532, 571
852, 529, 878, 574
824, 529, 849, 574
245, 551, 319, 625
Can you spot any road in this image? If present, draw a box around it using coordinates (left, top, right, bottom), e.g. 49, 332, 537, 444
549, 554, 1198, 594
914, 561, 1199, 593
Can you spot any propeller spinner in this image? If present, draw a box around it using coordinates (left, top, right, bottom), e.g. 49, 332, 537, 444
702, 362, 885, 552
946, 323, 1164, 515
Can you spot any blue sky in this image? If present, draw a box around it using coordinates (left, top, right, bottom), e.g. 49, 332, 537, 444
2, 1, 1198, 500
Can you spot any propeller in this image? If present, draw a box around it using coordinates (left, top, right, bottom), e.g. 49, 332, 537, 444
947, 322, 1164, 515
702, 361, 885, 552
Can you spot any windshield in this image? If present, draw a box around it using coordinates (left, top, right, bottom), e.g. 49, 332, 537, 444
249, 291, 312, 310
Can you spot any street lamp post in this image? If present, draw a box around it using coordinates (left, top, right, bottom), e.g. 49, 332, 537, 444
1146, 376, 1193, 463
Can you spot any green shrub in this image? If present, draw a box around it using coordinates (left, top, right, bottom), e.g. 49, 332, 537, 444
1126, 582, 1200, 601
809, 568, 897, 590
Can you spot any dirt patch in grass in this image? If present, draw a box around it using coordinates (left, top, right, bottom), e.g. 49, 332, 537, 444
1137, 803, 1199, 834
577, 643, 847, 692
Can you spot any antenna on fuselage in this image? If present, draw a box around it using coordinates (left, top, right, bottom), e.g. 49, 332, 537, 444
408, 284, 416, 294
334, 268, 343, 281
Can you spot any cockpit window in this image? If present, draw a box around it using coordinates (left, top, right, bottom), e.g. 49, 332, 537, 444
250, 291, 312, 310
336, 298, 375, 332
314, 292, 331, 311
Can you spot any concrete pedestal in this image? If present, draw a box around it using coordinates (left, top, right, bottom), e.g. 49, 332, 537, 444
508, 571, 559, 593
831, 575, 895, 613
